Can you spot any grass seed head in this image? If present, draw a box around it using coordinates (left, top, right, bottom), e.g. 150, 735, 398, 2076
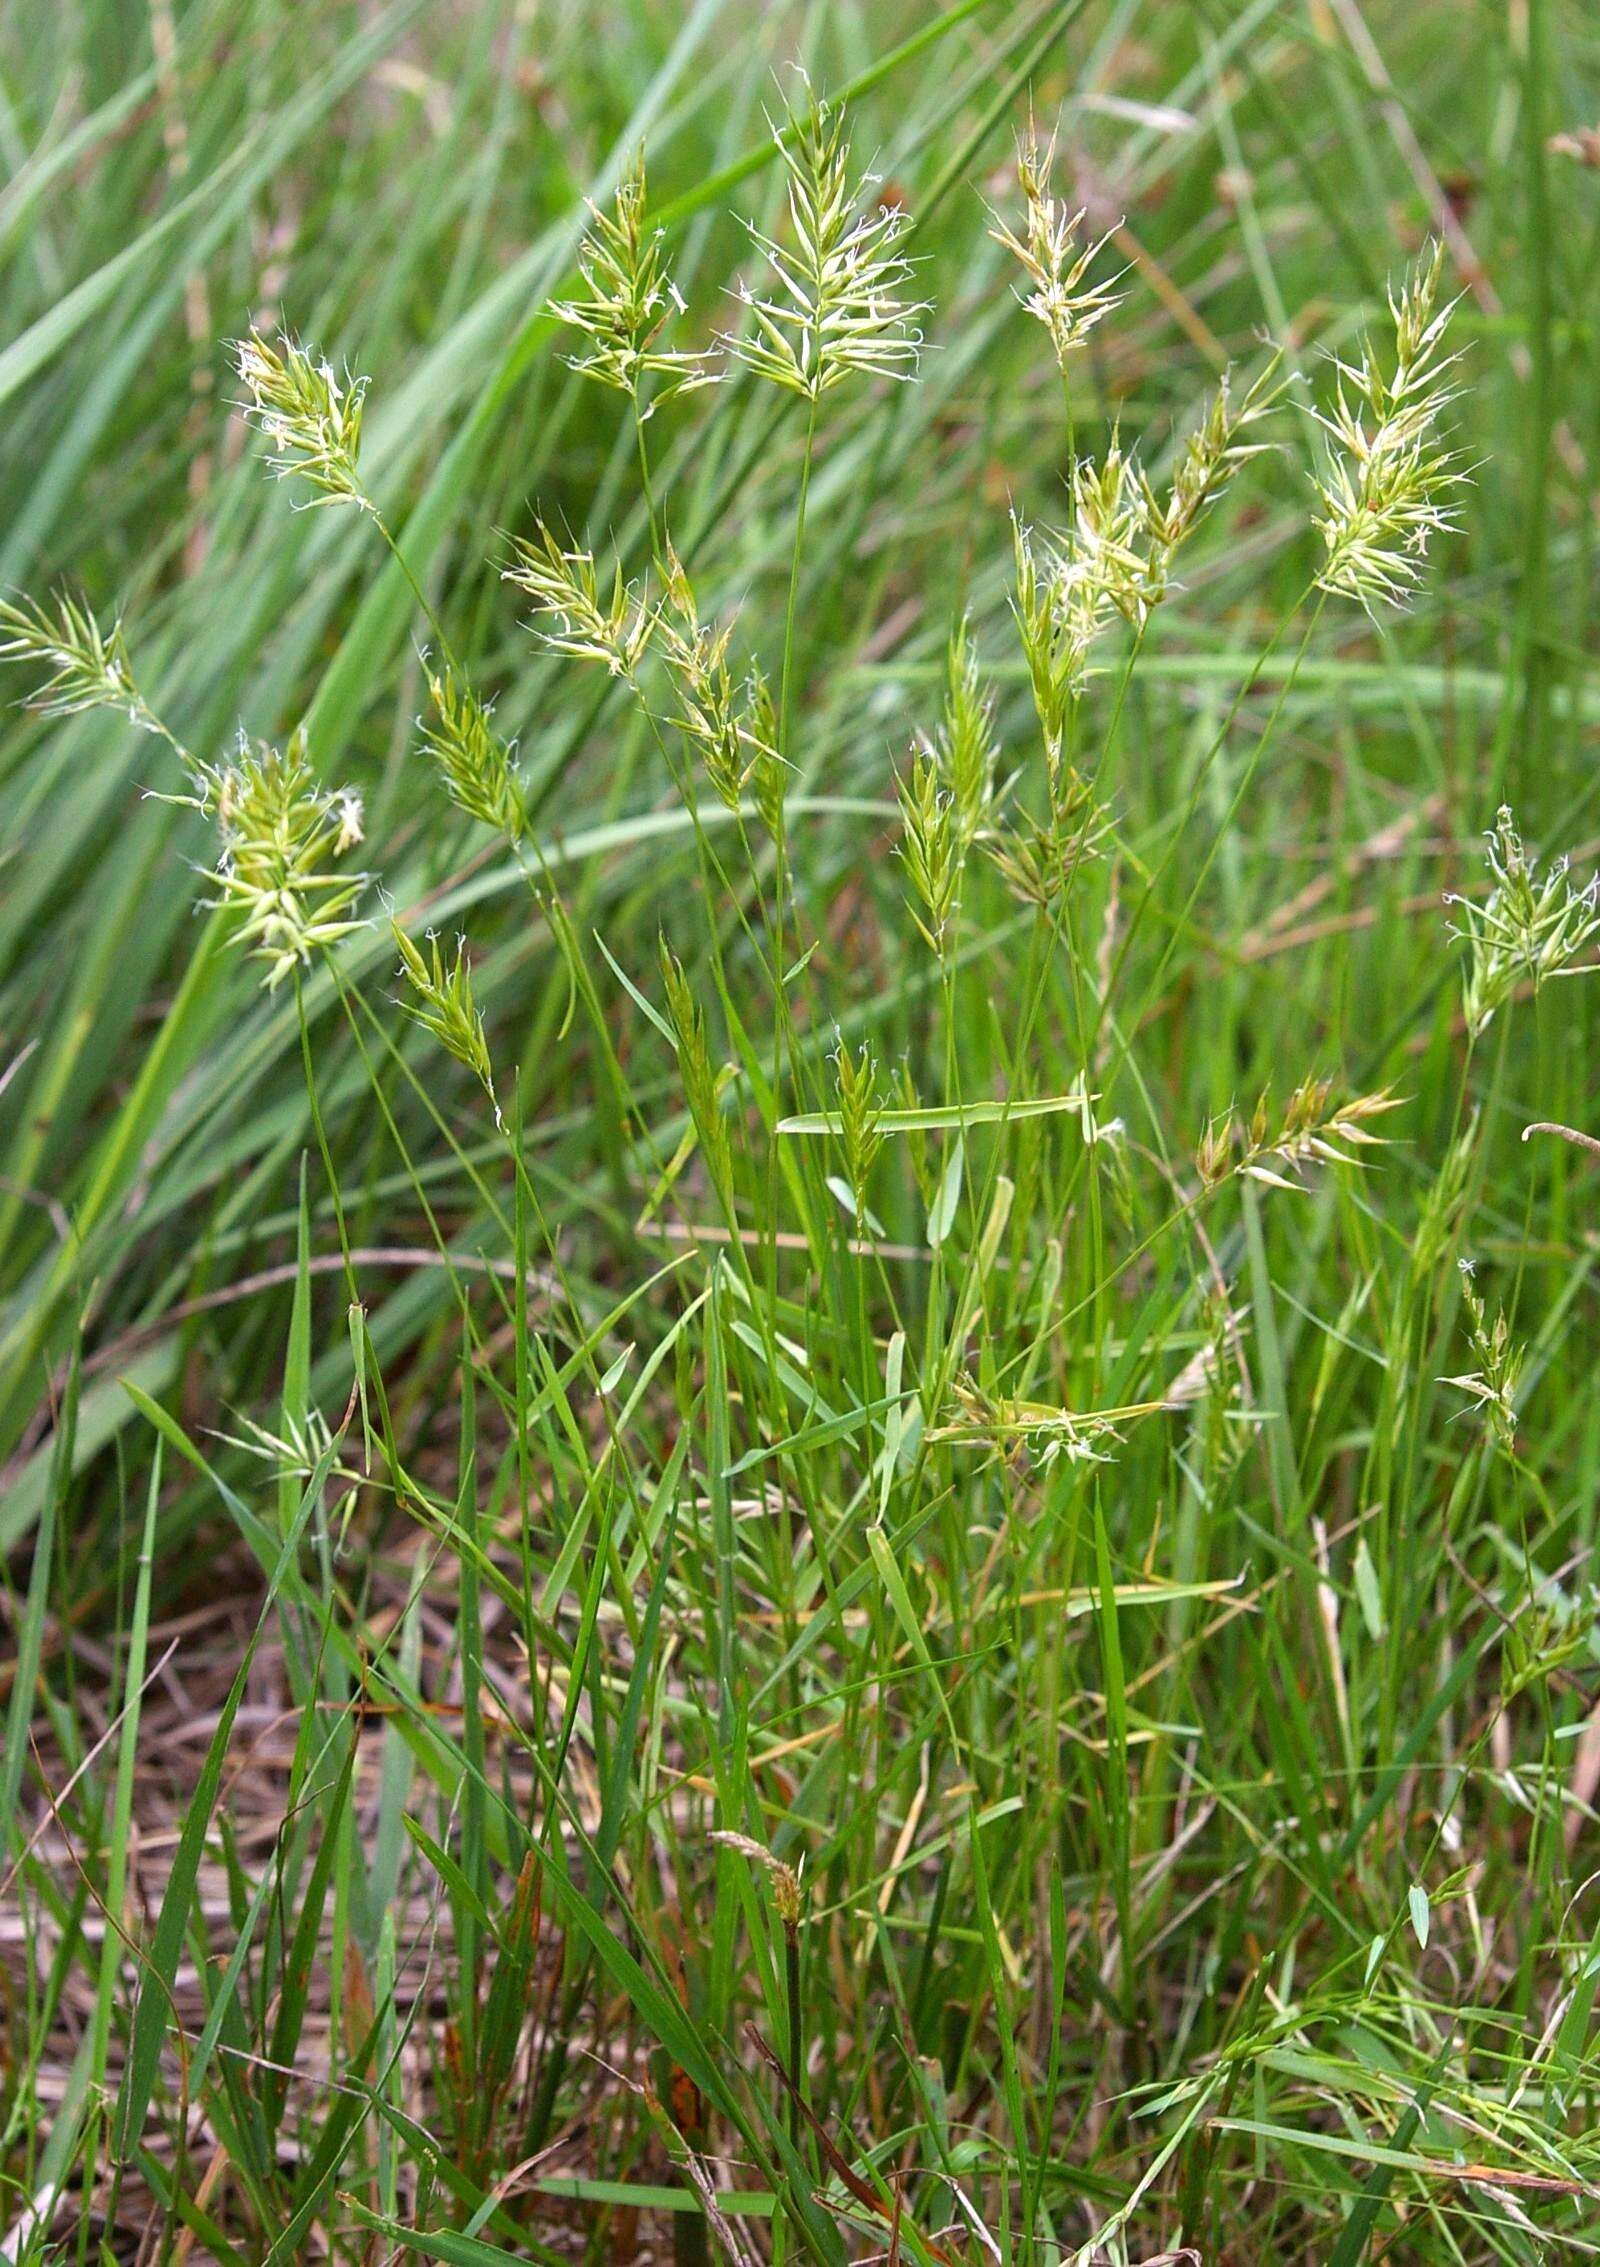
232, 329, 371, 512
392, 923, 499, 1116
832, 1037, 884, 1206
421, 665, 526, 842
1441, 1259, 1522, 1458
1446, 805, 1600, 1038
932, 1372, 1132, 1470
203, 728, 367, 987
1063, 439, 1159, 631
1010, 479, 1140, 778
551, 154, 718, 412
744, 668, 788, 842
659, 942, 733, 1200
656, 553, 774, 812
895, 745, 961, 958
984, 785, 1111, 915
503, 522, 653, 678
990, 127, 1124, 377
1313, 241, 1465, 611
724, 83, 927, 402
929, 616, 999, 844
1198, 1079, 1399, 1192
1142, 358, 1287, 599
0, 590, 148, 727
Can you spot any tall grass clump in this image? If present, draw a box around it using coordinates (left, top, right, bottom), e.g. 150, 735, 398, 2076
4, 6, 1600, 2265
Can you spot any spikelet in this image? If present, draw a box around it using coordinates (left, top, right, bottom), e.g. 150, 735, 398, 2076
552, 155, 717, 412
232, 330, 371, 511
724, 85, 926, 402
1313, 242, 1465, 611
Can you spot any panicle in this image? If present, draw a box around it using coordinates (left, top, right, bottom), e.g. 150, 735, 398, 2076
927, 617, 998, 845
0, 590, 150, 729
930, 1372, 1137, 1470
1445, 804, 1600, 1038
1010, 515, 1083, 775
744, 667, 788, 844
1141, 359, 1287, 602
1061, 440, 1157, 631
392, 923, 499, 1115
420, 665, 526, 842
895, 745, 960, 958
1008, 476, 1135, 792
990, 128, 1123, 376
232, 330, 371, 512
200, 728, 368, 987
724, 85, 927, 402
1441, 1259, 1522, 1458
503, 522, 654, 678
551, 155, 718, 412
1313, 241, 1465, 611
656, 550, 776, 812
658, 942, 734, 1201
1197, 1079, 1400, 1193
983, 785, 1111, 915
832, 1037, 884, 1206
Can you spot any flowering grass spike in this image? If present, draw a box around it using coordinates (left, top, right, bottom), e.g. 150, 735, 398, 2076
552, 156, 717, 412
990, 128, 1123, 378
201, 730, 367, 988
725, 89, 926, 402
233, 329, 371, 511
1314, 241, 1464, 611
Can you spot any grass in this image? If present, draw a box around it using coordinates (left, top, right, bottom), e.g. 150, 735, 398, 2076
4, 1, 1600, 2260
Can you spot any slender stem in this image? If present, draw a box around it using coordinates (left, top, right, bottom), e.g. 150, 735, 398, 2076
784, 1917, 803, 2160
778, 398, 819, 767
370, 503, 461, 681
634, 399, 667, 572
